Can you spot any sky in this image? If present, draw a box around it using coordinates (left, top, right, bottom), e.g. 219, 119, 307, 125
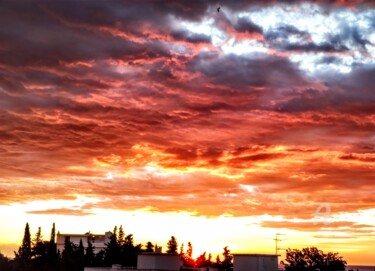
0, 0, 374, 265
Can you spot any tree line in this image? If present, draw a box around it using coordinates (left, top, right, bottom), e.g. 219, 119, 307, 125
0, 223, 234, 271
0, 222, 347, 271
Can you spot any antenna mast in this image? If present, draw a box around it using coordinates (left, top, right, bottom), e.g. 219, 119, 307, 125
274, 233, 285, 255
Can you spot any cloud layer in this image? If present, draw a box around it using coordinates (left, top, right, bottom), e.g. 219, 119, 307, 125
0, 0, 374, 242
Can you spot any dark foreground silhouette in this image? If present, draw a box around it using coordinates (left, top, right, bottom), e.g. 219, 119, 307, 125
0, 222, 347, 271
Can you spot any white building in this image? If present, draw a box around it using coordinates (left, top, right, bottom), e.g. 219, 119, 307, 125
57, 231, 111, 254
233, 254, 278, 271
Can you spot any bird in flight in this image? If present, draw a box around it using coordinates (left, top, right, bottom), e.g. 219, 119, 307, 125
217, 6, 220, 12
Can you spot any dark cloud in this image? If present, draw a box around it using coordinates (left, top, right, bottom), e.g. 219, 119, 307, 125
234, 18, 263, 34
283, 42, 348, 52
339, 153, 375, 163
171, 30, 212, 44
265, 24, 350, 53
265, 25, 310, 43
0, 2, 171, 68
187, 52, 306, 90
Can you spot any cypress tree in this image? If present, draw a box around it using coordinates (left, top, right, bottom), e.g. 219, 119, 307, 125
78, 239, 85, 270
18, 222, 32, 261
50, 223, 56, 244
47, 222, 58, 268
14, 222, 32, 271
118, 225, 125, 245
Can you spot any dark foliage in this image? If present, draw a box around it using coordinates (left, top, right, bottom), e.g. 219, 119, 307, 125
167, 236, 178, 254
283, 247, 347, 271
145, 241, 154, 252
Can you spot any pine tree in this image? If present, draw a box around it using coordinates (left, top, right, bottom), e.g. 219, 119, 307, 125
32, 226, 46, 260
113, 226, 117, 240
222, 246, 233, 271
179, 243, 185, 256
16, 222, 32, 263
187, 242, 193, 259
208, 253, 213, 266
85, 239, 95, 267
33, 226, 43, 244
124, 234, 134, 247
118, 225, 125, 245
196, 252, 208, 267
146, 241, 154, 252
62, 236, 79, 271
104, 226, 121, 265
214, 254, 222, 269
121, 234, 137, 267
183, 242, 195, 267
167, 236, 178, 254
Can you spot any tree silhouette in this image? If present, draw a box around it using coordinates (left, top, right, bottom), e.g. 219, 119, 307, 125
85, 239, 95, 267
33, 227, 43, 244
118, 225, 125, 245
284, 247, 346, 271
61, 236, 78, 271
208, 253, 213, 266
32, 227, 46, 259
214, 254, 221, 269
221, 246, 233, 271
103, 226, 120, 266
182, 241, 195, 267
179, 243, 184, 256
46, 223, 58, 270
77, 239, 85, 270
7, 223, 340, 271
30, 226, 50, 271
187, 242, 193, 259
121, 234, 136, 267
94, 250, 105, 267
196, 251, 208, 267
145, 241, 154, 252
167, 236, 178, 254
15, 222, 32, 270
0, 252, 11, 271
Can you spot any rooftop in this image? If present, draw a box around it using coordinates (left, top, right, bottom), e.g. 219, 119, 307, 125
233, 254, 280, 257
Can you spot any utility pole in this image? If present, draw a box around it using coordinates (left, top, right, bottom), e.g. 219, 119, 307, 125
274, 233, 286, 255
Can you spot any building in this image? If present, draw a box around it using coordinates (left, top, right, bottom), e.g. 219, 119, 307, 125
138, 253, 181, 271
84, 252, 182, 271
233, 254, 279, 271
57, 231, 111, 254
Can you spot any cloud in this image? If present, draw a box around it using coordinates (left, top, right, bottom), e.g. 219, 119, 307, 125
234, 18, 263, 34
0, 0, 374, 223
261, 221, 374, 232
27, 208, 94, 216
339, 153, 375, 163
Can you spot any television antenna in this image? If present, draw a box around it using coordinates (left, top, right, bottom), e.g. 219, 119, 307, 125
274, 233, 286, 255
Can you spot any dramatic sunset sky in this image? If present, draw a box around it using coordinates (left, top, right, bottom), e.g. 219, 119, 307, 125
0, 0, 374, 265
